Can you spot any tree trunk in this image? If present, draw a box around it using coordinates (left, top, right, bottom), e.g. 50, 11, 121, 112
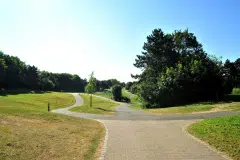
90, 94, 92, 107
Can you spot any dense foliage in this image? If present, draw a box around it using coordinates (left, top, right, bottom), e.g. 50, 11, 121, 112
85, 72, 97, 107
232, 88, 240, 95
112, 84, 122, 101
96, 79, 122, 91
125, 82, 133, 90
0, 51, 87, 92
132, 29, 240, 108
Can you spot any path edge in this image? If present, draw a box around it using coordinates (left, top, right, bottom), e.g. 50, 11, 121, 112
96, 119, 108, 160
182, 121, 232, 160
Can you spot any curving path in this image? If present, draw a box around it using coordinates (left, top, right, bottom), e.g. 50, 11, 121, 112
53, 93, 240, 160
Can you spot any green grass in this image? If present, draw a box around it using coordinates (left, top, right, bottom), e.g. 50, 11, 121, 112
94, 91, 112, 99
122, 89, 240, 114
122, 88, 143, 110
145, 102, 240, 114
70, 93, 119, 115
146, 103, 214, 114
188, 115, 240, 160
0, 92, 75, 114
0, 92, 105, 160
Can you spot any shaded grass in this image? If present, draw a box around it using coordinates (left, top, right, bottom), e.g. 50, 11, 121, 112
0, 92, 104, 160
188, 115, 240, 160
70, 94, 119, 115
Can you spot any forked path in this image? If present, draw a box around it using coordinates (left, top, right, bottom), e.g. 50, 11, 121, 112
53, 93, 239, 160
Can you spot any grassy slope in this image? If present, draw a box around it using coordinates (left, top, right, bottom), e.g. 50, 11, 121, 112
146, 102, 240, 114
122, 88, 142, 110
123, 89, 240, 114
188, 115, 240, 160
95, 91, 112, 99
0, 92, 104, 160
70, 93, 119, 115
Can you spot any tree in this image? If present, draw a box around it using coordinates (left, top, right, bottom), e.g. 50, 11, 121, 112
0, 56, 7, 88
125, 82, 133, 90
23, 65, 39, 89
85, 72, 97, 107
0, 51, 87, 93
133, 28, 224, 108
112, 84, 122, 101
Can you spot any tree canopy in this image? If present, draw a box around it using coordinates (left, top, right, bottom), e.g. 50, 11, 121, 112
0, 51, 87, 92
132, 29, 239, 108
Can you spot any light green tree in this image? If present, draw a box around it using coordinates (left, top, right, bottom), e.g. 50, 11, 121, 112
85, 72, 97, 107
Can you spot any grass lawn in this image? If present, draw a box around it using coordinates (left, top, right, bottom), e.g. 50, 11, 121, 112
94, 91, 112, 99
145, 102, 240, 114
188, 115, 240, 160
0, 92, 105, 160
70, 93, 119, 115
122, 89, 240, 114
122, 88, 143, 110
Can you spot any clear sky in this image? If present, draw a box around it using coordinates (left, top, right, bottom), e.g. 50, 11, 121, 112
0, 0, 239, 82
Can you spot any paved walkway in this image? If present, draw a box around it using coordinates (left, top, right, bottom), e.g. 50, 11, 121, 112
53, 93, 239, 160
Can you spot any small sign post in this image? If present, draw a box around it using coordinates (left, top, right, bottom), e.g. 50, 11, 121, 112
48, 103, 50, 112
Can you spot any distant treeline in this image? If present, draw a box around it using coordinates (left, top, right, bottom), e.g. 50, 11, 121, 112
0, 51, 87, 92
96, 79, 125, 91
0, 51, 125, 93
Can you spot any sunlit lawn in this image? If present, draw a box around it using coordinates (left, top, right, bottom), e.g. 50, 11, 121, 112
70, 93, 119, 115
188, 115, 240, 160
0, 92, 104, 160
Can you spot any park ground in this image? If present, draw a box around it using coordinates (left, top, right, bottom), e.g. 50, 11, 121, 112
121, 88, 240, 114
188, 115, 240, 160
0, 92, 105, 160
94, 89, 240, 159
1, 91, 239, 160
70, 93, 119, 115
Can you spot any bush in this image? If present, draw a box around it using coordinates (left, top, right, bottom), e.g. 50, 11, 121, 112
223, 94, 240, 102
121, 96, 131, 103
232, 88, 240, 95
112, 84, 122, 101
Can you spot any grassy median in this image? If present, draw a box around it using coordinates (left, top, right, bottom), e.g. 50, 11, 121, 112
188, 115, 240, 160
70, 93, 119, 115
0, 92, 105, 160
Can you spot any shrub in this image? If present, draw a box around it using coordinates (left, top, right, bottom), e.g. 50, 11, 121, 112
112, 84, 122, 101
223, 94, 240, 102
121, 96, 131, 103
232, 88, 240, 95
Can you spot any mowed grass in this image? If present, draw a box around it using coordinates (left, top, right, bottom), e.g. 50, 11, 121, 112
122, 89, 240, 114
0, 92, 75, 114
0, 92, 105, 160
70, 93, 119, 115
145, 102, 240, 114
188, 115, 240, 160
122, 88, 142, 110
94, 91, 112, 99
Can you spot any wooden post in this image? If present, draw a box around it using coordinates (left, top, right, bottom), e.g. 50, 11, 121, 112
48, 103, 50, 112
90, 94, 92, 107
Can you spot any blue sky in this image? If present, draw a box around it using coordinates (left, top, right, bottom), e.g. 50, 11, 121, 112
0, 0, 239, 82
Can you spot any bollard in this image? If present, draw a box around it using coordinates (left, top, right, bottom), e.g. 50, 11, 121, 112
48, 103, 50, 112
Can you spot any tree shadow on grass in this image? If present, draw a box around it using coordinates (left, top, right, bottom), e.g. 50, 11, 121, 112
96, 107, 115, 112
0, 89, 47, 97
